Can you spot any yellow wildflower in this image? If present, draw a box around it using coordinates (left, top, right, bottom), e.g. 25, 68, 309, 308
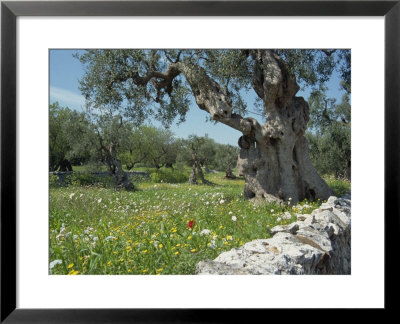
67, 263, 74, 269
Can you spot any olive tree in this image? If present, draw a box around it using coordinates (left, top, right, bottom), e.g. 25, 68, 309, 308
49, 102, 90, 171
77, 49, 350, 203
176, 135, 216, 184
306, 90, 351, 179
214, 144, 240, 179
120, 125, 179, 170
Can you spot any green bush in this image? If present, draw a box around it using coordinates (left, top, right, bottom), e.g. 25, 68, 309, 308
49, 174, 62, 188
54, 172, 114, 188
150, 168, 188, 184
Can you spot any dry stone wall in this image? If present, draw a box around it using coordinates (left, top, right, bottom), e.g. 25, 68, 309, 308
196, 196, 351, 275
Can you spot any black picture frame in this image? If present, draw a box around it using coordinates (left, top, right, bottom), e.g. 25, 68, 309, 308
1, 0, 398, 322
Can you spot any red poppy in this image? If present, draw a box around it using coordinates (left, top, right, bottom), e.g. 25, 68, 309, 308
187, 219, 194, 229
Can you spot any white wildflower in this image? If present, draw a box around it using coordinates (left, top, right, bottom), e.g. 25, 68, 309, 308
49, 259, 62, 270
228, 211, 233, 215
97, 198, 102, 203
231, 216, 237, 222
200, 229, 211, 236
270, 209, 274, 213
69, 193, 75, 199
219, 199, 225, 204
283, 212, 292, 220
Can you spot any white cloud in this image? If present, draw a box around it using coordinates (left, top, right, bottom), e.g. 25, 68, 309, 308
49, 86, 85, 110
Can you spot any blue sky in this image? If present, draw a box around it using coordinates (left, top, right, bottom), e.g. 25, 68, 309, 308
49, 49, 346, 146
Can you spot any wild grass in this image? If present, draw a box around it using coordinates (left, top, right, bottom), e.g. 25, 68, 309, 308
49, 171, 349, 275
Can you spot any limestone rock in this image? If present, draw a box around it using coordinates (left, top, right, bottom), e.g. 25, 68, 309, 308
196, 196, 351, 275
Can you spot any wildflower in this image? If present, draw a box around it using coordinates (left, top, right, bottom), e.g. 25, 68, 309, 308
68, 270, 79, 275
176, 243, 181, 247
200, 229, 211, 236
228, 211, 233, 215
142, 269, 147, 273
158, 244, 163, 248
174, 251, 179, 255
220, 199, 225, 204
49, 259, 62, 270
105, 236, 116, 241
231, 216, 237, 222
97, 198, 102, 203
107, 261, 111, 266
187, 219, 194, 229
226, 235, 233, 240
190, 248, 197, 253
69, 193, 75, 199
283, 212, 292, 220
67, 263, 74, 269
187, 236, 192, 240
79, 193, 83, 198
270, 209, 274, 213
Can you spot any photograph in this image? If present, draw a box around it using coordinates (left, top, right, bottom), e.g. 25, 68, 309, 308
49, 49, 351, 275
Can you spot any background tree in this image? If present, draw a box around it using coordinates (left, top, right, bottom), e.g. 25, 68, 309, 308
176, 135, 217, 184
77, 49, 350, 203
306, 90, 351, 179
119, 125, 179, 170
49, 102, 89, 171
214, 144, 240, 179
65, 108, 135, 190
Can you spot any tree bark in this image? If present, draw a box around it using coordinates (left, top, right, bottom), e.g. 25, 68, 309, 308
175, 51, 332, 203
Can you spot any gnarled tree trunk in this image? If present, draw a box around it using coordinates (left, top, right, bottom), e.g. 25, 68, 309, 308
175, 50, 332, 203
105, 143, 134, 190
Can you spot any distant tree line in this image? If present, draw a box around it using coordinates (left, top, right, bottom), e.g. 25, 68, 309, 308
49, 102, 239, 187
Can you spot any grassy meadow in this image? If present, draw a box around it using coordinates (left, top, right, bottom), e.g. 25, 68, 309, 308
49, 169, 350, 275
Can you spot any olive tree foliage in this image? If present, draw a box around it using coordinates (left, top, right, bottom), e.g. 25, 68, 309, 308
77, 49, 350, 203
119, 125, 179, 170
49, 102, 89, 171
306, 90, 351, 179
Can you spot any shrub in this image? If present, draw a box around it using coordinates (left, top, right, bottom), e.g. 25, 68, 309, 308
49, 174, 62, 188
150, 169, 188, 183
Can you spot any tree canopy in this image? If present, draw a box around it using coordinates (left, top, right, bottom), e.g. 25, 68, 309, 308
76, 49, 350, 126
